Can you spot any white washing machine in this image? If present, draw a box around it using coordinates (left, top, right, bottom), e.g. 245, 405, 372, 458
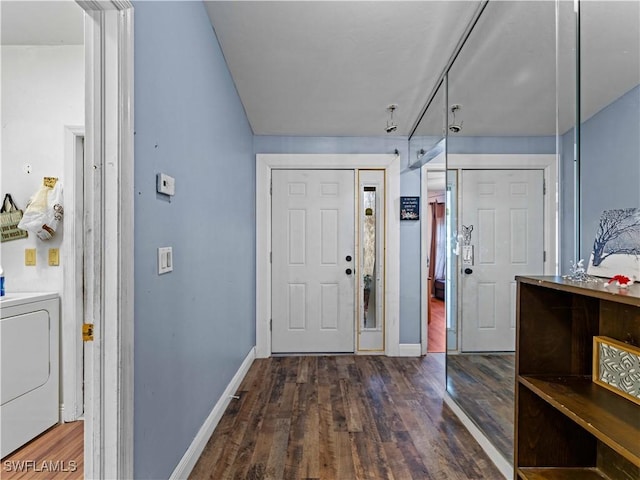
1, 293, 59, 458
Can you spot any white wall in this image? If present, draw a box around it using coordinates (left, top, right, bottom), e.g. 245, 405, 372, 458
0, 45, 84, 294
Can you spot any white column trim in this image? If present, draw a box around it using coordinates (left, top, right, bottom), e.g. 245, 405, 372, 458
78, 1, 134, 479
256, 154, 401, 358
62, 126, 85, 423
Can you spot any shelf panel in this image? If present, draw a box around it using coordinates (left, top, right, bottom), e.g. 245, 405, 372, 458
518, 467, 610, 480
515, 276, 640, 307
519, 375, 640, 466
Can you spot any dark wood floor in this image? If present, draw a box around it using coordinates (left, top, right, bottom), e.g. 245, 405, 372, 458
190, 354, 502, 480
446, 354, 515, 463
1, 421, 83, 479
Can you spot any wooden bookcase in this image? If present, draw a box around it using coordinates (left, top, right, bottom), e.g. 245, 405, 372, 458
515, 276, 640, 480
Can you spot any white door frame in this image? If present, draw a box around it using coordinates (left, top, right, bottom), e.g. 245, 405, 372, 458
447, 154, 558, 353
77, 1, 134, 478
62, 126, 85, 422
256, 154, 400, 358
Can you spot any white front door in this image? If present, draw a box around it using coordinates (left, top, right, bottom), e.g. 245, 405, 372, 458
461, 169, 544, 352
272, 169, 355, 353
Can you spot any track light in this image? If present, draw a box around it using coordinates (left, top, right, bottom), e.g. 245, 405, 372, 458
449, 104, 463, 133
385, 104, 398, 133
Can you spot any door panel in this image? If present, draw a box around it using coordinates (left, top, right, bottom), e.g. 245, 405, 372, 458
461, 169, 544, 351
272, 169, 355, 353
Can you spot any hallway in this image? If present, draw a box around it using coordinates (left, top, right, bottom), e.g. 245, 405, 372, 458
190, 355, 501, 479
428, 297, 445, 353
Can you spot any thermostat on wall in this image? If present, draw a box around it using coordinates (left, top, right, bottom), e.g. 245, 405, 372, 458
157, 173, 175, 196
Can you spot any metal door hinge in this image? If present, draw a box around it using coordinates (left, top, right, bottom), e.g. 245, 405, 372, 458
543, 251, 547, 262
543, 178, 546, 195
270, 179, 272, 195
270, 319, 272, 331
83, 323, 94, 342
270, 252, 272, 263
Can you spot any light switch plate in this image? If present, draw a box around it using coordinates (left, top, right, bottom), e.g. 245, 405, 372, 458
156, 173, 176, 196
158, 247, 173, 274
25, 248, 36, 266
48, 248, 60, 266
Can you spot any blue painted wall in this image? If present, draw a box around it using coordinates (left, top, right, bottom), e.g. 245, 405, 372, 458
447, 136, 556, 155
560, 85, 640, 268
134, 2, 255, 478
560, 127, 576, 273
580, 84, 640, 260
254, 136, 422, 344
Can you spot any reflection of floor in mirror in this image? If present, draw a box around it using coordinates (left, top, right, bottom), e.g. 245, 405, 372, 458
446, 354, 514, 462
427, 297, 445, 353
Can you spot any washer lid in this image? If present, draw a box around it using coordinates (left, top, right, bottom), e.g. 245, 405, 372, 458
0, 292, 58, 308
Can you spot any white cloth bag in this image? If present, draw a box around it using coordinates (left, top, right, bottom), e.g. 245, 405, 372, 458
17, 182, 64, 240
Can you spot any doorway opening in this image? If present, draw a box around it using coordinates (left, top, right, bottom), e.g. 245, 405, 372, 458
425, 172, 446, 353
420, 154, 447, 355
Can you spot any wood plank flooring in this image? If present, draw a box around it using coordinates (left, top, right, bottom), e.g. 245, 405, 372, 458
427, 298, 445, 353
1, 421, 83, 480
190, 354, 502, 480
446, 354, 515, 462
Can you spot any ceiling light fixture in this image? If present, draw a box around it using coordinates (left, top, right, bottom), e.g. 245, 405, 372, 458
385, 104, 398, 133
449, 104, 463, 133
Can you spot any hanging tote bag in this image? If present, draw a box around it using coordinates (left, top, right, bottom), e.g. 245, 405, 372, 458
17, 181, 64, 240
0, 194, 28, 242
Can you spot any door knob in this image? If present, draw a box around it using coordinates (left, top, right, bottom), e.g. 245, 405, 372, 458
345, 255, 352, 262
346, 268, 353, 275
464, 268, 473, 275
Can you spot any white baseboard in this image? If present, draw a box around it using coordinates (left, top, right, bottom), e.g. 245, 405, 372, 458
443, 393, 512, 480
170, 347, 256, 480
398, 343, 422, 357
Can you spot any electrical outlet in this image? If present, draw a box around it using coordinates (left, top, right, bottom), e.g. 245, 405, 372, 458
25, 248, 36, 266
48, 248, 60, 266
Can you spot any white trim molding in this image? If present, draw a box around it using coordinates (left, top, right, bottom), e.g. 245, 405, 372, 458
444, 393, 511, 479
78, 1, 134, 479
62, 126, 85, 423
398, 344, 422, 357
256, 154, 401, 358
170, 348, 256, 480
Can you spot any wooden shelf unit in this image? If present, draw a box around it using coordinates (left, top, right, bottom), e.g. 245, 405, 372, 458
515, 276, 640, 480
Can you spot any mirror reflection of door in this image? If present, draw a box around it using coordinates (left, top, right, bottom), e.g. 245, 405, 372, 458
460, 169, 544, 352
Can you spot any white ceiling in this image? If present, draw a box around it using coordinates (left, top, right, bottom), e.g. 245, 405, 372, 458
205, 1, 482, 136
3, 1, 636, 139
208, 0, 639, 138
1, 1, 84, 45
440, 0, 640, 137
